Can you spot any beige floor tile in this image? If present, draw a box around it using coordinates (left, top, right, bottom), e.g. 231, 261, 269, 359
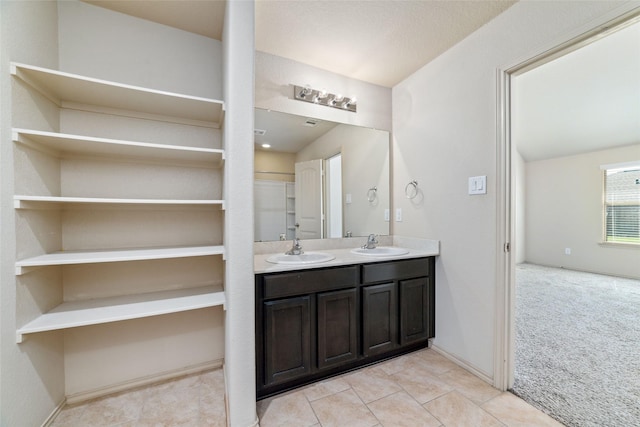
50, 402, 88, 426
392, 365, 453, 404
482, 392, 564, 427
343, 366, 403, 403
408, 349, 460, 375
424, 391, 505, 427
257, 390, 318, 427
310, 388, 379, 427
376, 353, 428, 376
367, 391, 441, 427
77, 388, 147, 426
301, 376, 351, 401
438, 366, 502, 404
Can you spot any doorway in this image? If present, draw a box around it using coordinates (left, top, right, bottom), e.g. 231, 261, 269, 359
497, 9, 640, 422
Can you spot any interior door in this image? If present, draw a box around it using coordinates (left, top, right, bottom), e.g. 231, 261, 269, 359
295, 159, 323, 239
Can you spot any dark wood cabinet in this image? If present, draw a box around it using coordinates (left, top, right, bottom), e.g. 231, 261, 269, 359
256, 256, 435, 398
317, 288, 358, 369
399, 277, 429, 345
362, 282, 397, 357
263, 296, 312, 386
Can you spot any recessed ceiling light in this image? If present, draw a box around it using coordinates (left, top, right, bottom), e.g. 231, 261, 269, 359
261, 143, 271, 148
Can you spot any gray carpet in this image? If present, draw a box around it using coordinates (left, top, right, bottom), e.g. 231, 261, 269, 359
511, 263, 640, 427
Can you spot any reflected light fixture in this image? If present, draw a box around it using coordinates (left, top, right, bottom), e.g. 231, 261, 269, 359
261, 143, 271, 148
294, 85, 357, 112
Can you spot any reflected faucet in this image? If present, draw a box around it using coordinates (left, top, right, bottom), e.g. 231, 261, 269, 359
362, 234, 378, 249
286, 238, 304, 255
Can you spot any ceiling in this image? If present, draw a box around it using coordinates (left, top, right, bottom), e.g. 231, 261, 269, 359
83, 1, 639, 161
255, 109, 339, 153
83, 0, 514, 88
513, 19, 640, 162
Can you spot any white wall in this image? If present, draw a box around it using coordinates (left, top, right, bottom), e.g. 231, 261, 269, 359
255, 51, 391, 131
392, 0, 638, 378
1, 2, 64, 426
525, 144, 640, 279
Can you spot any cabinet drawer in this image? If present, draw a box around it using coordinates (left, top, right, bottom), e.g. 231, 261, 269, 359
362, 258, 430, 284
263, 266, 359, 299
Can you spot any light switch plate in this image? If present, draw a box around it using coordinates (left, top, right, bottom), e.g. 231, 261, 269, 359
384, 209, 390, 221
395, 208, 402, 222
468, 176, 487, 195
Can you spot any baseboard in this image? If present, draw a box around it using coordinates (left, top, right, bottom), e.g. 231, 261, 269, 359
65, 359, 223, 405
42, 398, 66, 427
430, 344, 494, 385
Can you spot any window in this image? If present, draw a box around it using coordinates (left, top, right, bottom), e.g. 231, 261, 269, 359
602, 162, 640, 245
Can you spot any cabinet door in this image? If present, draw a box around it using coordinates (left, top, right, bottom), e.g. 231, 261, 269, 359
263, 296, 312, 386
317, 288, 358, 369
399, 277, 429, 345
362, 282, 397, 357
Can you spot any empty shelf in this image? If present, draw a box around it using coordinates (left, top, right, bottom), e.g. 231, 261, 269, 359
16, 287, 225, 343
14, 195, 224, 210
16, 245, 224, 275
13, 129, 224, 167
11, 63, 224, 126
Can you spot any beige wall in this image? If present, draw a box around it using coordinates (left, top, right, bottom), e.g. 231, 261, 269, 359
254, 150, 295, 182
1, 2, 65, 426
525, 143, 640, 279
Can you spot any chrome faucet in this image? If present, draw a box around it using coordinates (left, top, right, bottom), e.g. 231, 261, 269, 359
362, 234, 378, 249
285, 238, 304, 255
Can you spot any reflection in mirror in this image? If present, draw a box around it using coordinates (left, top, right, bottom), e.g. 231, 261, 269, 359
254, 109, 390, 242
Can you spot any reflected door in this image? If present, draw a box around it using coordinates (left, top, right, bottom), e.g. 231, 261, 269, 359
295, 159, 323, 239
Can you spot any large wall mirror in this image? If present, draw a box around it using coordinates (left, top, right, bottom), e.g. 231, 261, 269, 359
254, 108, 390, 242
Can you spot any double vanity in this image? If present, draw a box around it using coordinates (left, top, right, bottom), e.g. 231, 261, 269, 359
254, 236, 439, 399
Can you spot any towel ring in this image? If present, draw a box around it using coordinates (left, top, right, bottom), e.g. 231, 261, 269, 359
367, 186, 377, 202
405, 180, 418, 199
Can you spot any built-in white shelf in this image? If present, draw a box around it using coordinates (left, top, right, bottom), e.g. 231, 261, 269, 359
10, 62, 224, 127
16, 286, 225, 343
15, 245, 224, 275
14, 195, 225, 210
13, 129, 224, 167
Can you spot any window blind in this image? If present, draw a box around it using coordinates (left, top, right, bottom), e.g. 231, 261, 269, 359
603, 162, 640, 244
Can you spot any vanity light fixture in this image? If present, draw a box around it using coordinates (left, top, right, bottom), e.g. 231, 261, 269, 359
261, 143, 271, 148
293, 85, 357, 112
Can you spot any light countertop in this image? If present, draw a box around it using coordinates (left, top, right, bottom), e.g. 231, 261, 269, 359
254, 236, 439, 274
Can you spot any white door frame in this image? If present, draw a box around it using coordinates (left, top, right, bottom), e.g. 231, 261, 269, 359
493, 6, 640, 391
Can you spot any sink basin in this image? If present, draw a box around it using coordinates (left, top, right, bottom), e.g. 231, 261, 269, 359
266, 252, 336, 265
351, 247, 410, 257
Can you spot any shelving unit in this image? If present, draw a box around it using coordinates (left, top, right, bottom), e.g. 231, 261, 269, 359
14, 195, 224, 210
13, 129, 224, 167
10, 63, 224, 126
12, 62, 227, 345
15, 245, 224, 275
286, 182, 296, 240
16, 286, 225, 343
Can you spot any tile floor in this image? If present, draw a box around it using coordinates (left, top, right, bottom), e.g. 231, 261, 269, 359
52, 348, 563, 427
51, 369, 226, 426
258, 348, 563, 427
